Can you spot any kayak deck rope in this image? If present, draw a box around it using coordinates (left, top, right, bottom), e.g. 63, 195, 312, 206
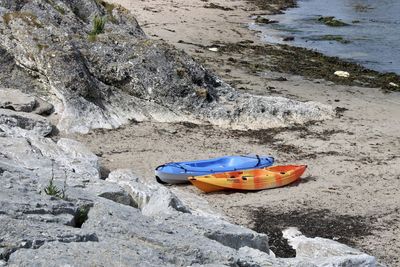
157, 155, 272, 173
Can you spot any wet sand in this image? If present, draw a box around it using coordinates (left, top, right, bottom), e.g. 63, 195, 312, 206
71, 0, 400, 265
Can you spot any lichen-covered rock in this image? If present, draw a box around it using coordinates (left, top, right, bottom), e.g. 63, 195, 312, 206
0, 0, 333, 134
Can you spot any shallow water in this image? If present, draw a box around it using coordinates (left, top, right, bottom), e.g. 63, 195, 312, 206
251, 0, 400, 74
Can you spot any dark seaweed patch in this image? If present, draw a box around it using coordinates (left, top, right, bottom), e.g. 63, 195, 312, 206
251, 208, 376, 257
216, 42, 400, 91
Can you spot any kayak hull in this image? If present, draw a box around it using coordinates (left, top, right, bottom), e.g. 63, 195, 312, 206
155, 155, 274, 184
189, 165, 307, 193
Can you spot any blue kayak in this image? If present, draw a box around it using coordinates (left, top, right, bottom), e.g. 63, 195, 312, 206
155, 155, 274, 184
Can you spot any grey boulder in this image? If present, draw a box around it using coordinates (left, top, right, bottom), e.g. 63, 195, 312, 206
0, 109, 52, 137
0, 88, 36, 112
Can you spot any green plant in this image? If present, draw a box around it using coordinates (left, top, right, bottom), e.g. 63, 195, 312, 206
44, 177, 62, 197
91, 15, 106, 35
74, 205, 90, 228
317, 16, 349, 27
44, 161, 67, 199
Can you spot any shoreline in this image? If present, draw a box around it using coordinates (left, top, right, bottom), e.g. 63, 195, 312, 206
79, 0, 400, 265
254, 0, 400, 76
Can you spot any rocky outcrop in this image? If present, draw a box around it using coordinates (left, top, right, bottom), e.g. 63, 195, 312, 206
0, 113, 378, 266
0, 0, 333, 134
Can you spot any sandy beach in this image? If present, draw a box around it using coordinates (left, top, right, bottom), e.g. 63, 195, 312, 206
69, 0, 400, 265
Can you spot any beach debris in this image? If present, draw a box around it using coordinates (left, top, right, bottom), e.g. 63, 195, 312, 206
282, 36, 295, 42
389, 82, 399, 87
334, 71, 350, 78
208, 47, 219, 52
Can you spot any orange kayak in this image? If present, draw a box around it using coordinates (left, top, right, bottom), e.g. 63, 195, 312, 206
188, 165, 307, 193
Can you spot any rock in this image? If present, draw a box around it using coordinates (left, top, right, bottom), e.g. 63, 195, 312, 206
205, 228, 269, 252
0, 88, 36, 112
107, 169, 153, 208
32, 97, 54, 115
237, 247, 291, 267
0, 0, 333, 134
8, 240, 173, 267
56, 138, 100, 179
283, 227, 377, 266
0, 88, 53, 115
98, 191, 136, 207
0, 109, 52, 137
255, 16, 278, 24
107, 169, 191, 216
170, 187, 224, 219
0, 136, 100, 186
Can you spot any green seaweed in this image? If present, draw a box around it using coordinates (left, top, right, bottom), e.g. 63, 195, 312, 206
318, 16, 349, 27
307, 35, 350, 44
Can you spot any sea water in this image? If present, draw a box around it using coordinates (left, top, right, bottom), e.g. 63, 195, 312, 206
251, 0, 400, 74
